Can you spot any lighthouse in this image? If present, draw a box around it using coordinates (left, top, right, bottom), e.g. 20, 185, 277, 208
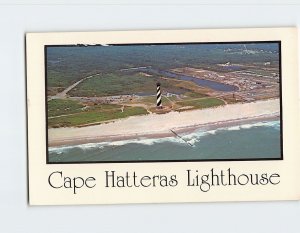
156, 82, 162, 108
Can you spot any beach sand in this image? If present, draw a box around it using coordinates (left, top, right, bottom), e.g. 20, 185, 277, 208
48, 99, 280, 147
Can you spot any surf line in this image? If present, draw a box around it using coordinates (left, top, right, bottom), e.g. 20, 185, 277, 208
170, 129, 194, 147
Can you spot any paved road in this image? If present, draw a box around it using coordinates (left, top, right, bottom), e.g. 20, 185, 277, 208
55, 73, 100, 98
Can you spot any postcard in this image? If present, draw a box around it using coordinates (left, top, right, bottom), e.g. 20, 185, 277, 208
26, 28, 300, 205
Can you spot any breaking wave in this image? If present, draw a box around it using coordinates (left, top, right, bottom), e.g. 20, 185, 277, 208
48, 143, 105, 154
49, 120, 280, 154
180, 120, 280, 146
226, 120, 280, 131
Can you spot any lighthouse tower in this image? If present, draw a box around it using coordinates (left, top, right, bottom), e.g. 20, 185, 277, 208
156, 82, 162, 108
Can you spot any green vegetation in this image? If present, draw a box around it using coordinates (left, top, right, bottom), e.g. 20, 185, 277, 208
68, 73, 194, 97
48, 105, 147, 128
47, 96, 224, 127
48, 99, 149, 127
47, 43, 279, 93
69, 73, 153, 96
183, 91, 207, 98
46, 43, 280, 127
47, 70, 72, 88
87, 104, 123, 111
48, 99, 84, 117
176, 97, 224, 111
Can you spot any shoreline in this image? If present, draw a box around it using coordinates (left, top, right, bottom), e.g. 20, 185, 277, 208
49, 114, 279, 148
49, 99, 280, 147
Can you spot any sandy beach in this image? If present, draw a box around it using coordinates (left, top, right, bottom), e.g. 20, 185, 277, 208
48, 99, 280, 147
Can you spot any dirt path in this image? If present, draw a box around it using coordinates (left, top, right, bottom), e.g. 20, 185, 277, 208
164, 96, 175, 108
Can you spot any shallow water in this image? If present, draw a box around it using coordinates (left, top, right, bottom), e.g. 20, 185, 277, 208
139, 68, 238, 92
48, 120, 281, 163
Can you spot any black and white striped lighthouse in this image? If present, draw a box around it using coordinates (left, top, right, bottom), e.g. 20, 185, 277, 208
156, 82, 162, 108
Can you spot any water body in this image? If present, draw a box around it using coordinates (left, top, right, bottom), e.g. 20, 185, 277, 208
139, 67, 238, 92
48, 120, 281, 163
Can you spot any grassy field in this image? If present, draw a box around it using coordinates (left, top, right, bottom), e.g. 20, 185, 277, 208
47, 96, 224, 127
48, 99, 84, 117
48, 105, 147, 128
67, 72, 203, 97
183, 91, 208, 98
69, 73, 154, 96
175, 97, 224, 111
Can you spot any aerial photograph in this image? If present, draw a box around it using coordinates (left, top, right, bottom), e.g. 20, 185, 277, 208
46, 42, 281, 162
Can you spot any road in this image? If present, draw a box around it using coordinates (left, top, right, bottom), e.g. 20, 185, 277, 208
55, 73, 100, 98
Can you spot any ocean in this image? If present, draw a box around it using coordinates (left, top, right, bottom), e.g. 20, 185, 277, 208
48, 120, 281, 163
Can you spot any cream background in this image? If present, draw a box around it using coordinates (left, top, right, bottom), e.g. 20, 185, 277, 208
27, 28, 300, 205
1, 2, 300, 233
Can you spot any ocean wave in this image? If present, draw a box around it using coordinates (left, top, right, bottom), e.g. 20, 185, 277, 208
49, 137, 185, 154
49, 120, 280, 153
211, 120, 280, 134
227, 120, 280, 131
181, 120, 280, 146
48, 143, 105, 154
108, 137, 182, 146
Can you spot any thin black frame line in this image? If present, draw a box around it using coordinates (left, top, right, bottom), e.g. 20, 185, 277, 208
46, 157, 283, 165
44, 41, 283, 164
45, 46, 50, 164
279, 41, 283, 161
